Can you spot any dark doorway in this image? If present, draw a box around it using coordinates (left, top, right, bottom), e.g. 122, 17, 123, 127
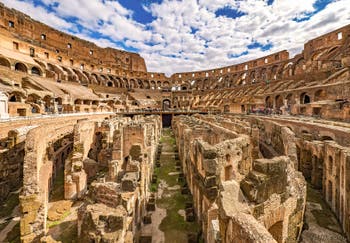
162, 114, 172, 127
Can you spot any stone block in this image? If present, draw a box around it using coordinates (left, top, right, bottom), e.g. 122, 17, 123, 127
121, 172, 138, 192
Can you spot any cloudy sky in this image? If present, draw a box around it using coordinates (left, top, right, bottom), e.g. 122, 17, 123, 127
1, 0, 350, 75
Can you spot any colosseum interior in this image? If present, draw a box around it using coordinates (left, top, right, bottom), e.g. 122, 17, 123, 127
0, 2, 350, 243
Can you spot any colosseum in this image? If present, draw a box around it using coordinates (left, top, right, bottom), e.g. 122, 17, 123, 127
0, 2, 349, 243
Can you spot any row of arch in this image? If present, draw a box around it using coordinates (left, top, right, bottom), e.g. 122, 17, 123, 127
265, 89, 327, 109
1, 43, 341, 92
0, 56, 43, 76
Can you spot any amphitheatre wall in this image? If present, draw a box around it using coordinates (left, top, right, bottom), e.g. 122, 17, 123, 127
0, 3, 147, 73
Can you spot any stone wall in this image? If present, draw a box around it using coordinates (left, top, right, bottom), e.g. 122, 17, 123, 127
20, 123, 76, 242
73, 115, 161, 242
173, 115, 306, 243
0, 141, 24, 200
0, 3, 147, 73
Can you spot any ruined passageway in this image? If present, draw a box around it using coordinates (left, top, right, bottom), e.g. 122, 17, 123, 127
140, 128, 200, 243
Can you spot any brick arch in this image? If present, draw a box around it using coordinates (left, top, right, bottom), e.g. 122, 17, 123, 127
0, 56, 11, 68
143, 80, 150, 89
31, 66, 43, 76
293, 58, 306, 75
15, 62, 28, 73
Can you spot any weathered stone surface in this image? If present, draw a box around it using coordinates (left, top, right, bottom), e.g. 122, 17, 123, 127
78, 203, 127, 243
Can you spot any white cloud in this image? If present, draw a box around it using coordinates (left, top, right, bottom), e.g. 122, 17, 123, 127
1, 0, 350, 76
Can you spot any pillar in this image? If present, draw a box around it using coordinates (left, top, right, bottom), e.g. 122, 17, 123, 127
0, 92, 9, 118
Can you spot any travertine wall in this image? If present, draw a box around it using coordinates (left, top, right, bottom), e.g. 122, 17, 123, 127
76, 115, 161, 242
173, 115, 306, 243
20, 123, 75, 242
0, 3, 147, 73
19, 115, 161, 242
240, 115, 350, 240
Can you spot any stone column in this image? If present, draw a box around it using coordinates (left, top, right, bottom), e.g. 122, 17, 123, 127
0, 92, 9, 118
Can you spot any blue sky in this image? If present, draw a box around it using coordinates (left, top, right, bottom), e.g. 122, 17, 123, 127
1, 0, 349, 75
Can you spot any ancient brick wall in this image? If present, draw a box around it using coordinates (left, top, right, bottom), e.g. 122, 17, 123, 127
0, 3, 147, 73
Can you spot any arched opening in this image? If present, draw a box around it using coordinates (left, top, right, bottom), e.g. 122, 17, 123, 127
293, 58, 305, 75
107, 81, 113, 87
275, 95, 284, 110
9, 95, 17, 102
74, 99, 82, 105
27, 94, 41, 104
286, 94, 293, 105
265, 96, 273, 108
224, 105, 230, 113
162, 99, 171, 111
300, 92, 311, 104
268, 221, 283, 243
163, 81, 170, 89
0, 57, 11, 68
31, 66, 41, 76
15, 62, 27, 73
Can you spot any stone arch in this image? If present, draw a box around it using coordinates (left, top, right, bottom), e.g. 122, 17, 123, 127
8, 91, 24, 102
162, 99, 171, 111
0, 56, 11, 68
144, 80, 150, 89
249, 70, 256, 83
270, 65, 279, 80
137, 79, 144, 88
282, 62, 293, 78
237, 73, 247, 86
31, 66, 42, 76
15, 62, 28, 73
163, 81, 170, 88
265, 96, 273, 108
48, 63, 65, 80
268, 221, 283, 243
91, 73, 100, 85
62, 66, 78, 82
27, 93, 41, 104
285, 93, 294, 106
300, 92, 311, 104
129, 79, 136, 88
123, 78, 129, 89
293, 58, 305, 75
275, 95, 284, 110
20, 127, 74, 240
107, 81, 113, 87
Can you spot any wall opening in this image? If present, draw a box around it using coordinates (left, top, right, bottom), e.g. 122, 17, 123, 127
268, 221, 283, 243
162, 114, 172, 127
15, 62, 27, 73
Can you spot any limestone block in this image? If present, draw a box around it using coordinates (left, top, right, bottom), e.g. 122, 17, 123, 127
121, 172, 138, 192
78, 204, 127, 243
